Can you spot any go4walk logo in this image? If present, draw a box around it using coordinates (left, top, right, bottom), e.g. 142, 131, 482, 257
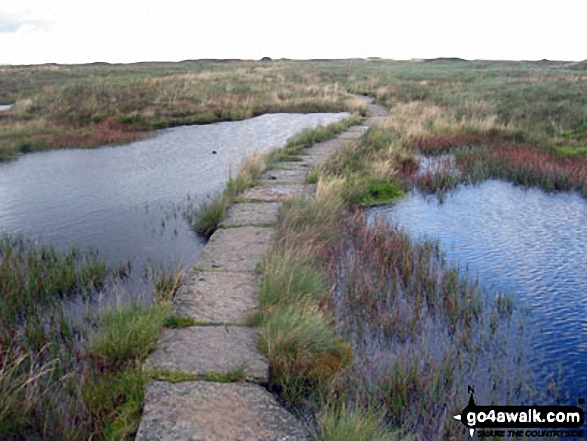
453, 386, 585, 438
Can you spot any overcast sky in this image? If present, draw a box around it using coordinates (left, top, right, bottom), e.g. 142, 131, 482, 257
1, 0, 585, 65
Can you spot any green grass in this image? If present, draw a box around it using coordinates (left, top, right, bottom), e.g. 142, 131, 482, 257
149, 370, 198, 383
554, 145, 587, 157
90, 303, 168, 368
164, 315, 199, 328
360, 179, 405, 205
258, 306, 352, 405
82, 366, 148, 440
316, 405, 411, 441
192, 196, 230, 237
203, 365, 247, 383
260, 246, 327, 311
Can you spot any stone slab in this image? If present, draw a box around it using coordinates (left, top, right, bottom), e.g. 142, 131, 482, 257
272, 161, 311, 171
136, 381, 311, 441
145, 326, 268, 383
195, 227, 274, 272
240, 184, 315, 202
368, 103, 388, 117
337, 131, 363, 139
258, 169, 306, 183
347, 125, 370, 133
305, 139, 348, 157
171, 271, 260, 324
221, 203, 280, 227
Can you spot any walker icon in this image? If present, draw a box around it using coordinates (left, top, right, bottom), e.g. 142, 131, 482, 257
453, 386, 478, 437
453, 386, 584, 438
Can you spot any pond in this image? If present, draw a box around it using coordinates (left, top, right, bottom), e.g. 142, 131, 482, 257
0, 111, 348, 278
370, 180, 587, 402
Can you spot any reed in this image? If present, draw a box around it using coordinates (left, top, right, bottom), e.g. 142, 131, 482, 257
0, 236, 175, 439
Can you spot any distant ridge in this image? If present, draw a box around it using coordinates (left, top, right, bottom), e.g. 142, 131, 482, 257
425, 57, 468, 63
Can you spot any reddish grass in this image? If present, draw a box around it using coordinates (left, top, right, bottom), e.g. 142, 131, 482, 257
411, 132, 506, 155
457, 143, 587, 193
49, 118, 147, 147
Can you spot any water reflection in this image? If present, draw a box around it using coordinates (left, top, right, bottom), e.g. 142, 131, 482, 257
371, 180, 587, 401
0, 112, 348, 270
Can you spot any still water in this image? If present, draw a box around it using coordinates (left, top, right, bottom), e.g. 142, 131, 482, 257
371, 180, 587, 401
0, 112, 348, 272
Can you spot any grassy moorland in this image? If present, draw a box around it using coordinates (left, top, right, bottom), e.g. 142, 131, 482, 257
0, 60, 367, 160
3, 58, 585, 191
2, 58, 586, 439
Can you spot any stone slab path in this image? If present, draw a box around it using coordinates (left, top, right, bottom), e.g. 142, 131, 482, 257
136, 98, 388, 441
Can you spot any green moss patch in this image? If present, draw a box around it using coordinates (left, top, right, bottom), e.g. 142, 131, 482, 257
361, 180, 405, 205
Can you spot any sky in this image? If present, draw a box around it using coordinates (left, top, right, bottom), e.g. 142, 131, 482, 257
0, 0, 585, 65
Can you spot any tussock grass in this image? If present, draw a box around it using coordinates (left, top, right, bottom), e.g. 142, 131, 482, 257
152, 268, 184, 304
191, 152, 270, 237
82, 365, 148, 440
258, 306, 351, 405
316, 405, 411, 441
90, 303, 168, 368
260, 245, 327, 312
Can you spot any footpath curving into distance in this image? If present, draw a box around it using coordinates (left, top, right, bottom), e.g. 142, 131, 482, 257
136, 100, 388, 441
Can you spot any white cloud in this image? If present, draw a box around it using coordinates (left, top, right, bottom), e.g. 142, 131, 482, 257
0, 0, 585, 65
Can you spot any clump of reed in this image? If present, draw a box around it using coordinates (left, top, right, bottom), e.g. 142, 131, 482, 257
0, 236, 174, 439
316, 405, 411, 441
326, 215, 522, 439
0, 236, 107, 346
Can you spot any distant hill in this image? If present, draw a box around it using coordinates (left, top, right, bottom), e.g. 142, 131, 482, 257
564, 60, 587, 71
424, 57, 468, 63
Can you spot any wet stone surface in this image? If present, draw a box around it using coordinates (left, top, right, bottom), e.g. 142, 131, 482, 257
272, 161, 311, 171
305, 138, 349, 156
145, 326, 268, 383
337, 131, 363, 139
136, 381, 311, 441
221, 203, 280, 227
195, 227, 274, 272
258, 169, 307, 183
240, 184, 315, 202
171, 271, 260, 324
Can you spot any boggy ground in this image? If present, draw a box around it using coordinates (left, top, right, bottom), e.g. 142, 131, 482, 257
2, 58, 587, 165
2, 59, 586, 440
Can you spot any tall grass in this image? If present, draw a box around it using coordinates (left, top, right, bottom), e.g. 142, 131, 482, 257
90, 303, 167, 368
316, 405, 411, 441
0, 236, 172, 439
